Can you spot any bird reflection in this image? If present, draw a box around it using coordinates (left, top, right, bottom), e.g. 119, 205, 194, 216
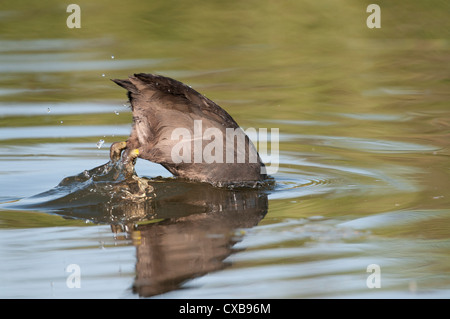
10, 158, 269, 297
130, 185, 267, 297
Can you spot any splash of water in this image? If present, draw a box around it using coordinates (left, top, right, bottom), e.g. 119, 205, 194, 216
96, 139, 105, 149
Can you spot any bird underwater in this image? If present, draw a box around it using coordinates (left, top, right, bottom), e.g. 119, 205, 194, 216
110, 73, 267, 187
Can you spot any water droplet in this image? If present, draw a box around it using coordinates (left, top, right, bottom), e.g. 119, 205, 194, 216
96, 139, 105, 149
114, 110, 120, 115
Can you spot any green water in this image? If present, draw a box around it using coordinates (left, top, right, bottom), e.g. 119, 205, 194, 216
0, 0, 449, 298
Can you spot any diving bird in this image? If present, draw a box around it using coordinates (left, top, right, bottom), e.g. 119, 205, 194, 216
110, 73, 266, 185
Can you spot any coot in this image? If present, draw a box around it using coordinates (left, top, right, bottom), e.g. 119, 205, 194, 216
110, 73, 266, 185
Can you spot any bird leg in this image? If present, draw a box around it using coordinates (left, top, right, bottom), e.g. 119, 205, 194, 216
110, 142, 141, 179
122, 148, 140, 178
110, 141, 128, 162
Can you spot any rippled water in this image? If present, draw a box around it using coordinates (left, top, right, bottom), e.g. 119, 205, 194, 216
0, 0, 449, 298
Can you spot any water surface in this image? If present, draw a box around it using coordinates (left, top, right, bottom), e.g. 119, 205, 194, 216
0, 0, 449, 298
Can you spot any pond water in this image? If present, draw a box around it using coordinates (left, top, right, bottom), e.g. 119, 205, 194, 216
0, 0, 449, 298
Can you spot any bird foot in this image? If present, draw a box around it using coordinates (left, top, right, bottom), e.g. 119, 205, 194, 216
110, 141, 128, 162
122, 148, 140, 178
110, 142, 140, 179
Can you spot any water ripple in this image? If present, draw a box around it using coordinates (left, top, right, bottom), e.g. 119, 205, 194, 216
0, 125, 130, 141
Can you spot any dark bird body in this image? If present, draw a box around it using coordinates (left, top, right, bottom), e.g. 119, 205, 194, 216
111, 73, 266, 185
